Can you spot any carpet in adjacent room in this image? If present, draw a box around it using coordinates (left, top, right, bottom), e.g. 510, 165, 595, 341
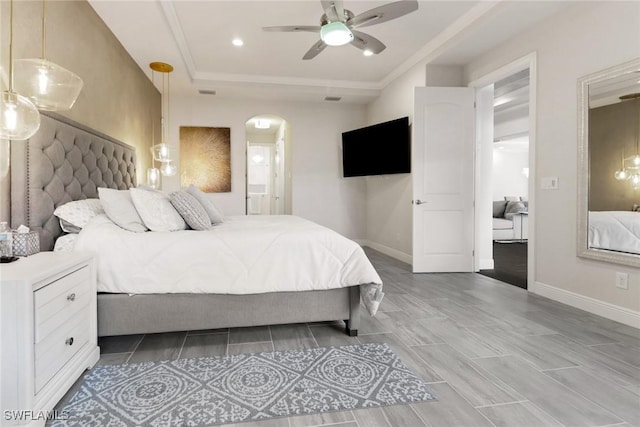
478, 241, 528, 289
51, 343, 436, 426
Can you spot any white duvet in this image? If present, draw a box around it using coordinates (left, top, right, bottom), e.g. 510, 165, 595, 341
589, 211, 640, 254
76, 214, 384, 315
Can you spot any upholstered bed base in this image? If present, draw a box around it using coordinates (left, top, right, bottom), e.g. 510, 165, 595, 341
13, 113, 362, 338
98, 286, 360, 337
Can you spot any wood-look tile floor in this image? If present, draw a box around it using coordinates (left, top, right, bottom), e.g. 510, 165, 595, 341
61, 248, 640, 427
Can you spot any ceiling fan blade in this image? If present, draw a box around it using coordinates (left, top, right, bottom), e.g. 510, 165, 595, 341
351, 31, 386, 54
321, 0, 345, 22
263, 25, 321, 33
303, 40, 328, 60
350, 0, 418, 28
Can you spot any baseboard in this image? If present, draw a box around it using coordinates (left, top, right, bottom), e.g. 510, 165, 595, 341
359, 240, 412, 265
479, 259, 494, 270
530, 281, 640, 329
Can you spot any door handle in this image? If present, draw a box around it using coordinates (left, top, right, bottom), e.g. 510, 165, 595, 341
413, 200, 427, 205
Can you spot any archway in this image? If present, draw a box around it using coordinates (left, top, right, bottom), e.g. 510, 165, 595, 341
245, 114, 291, 215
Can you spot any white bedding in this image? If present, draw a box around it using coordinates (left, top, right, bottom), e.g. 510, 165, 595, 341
75, 214, 384, 314
588, 211, 640, 254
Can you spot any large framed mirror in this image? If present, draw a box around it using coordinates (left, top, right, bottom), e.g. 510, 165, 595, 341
577, 58, 640, 267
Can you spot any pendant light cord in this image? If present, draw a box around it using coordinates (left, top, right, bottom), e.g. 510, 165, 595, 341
8, 0, 14, 91
41, 0, 46, 59
636, 97, 639, 157
162, 72, 166, 144
167, 67, 171, 146
151, 69, 156, 170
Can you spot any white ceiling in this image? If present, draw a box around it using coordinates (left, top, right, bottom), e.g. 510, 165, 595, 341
88, 0, 576, 104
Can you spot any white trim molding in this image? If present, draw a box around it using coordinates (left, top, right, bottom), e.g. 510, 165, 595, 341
359, 240, 412, 265
479, 259, 494, 270
530, 281, 640, 329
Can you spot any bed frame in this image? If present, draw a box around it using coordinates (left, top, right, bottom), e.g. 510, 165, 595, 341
11, 112, 360, 337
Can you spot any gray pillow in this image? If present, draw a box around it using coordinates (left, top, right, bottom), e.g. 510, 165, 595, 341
493, 201, 508, 218
186, 184, 225, 224
504, 201, 526, 219
169, 191, 212, 231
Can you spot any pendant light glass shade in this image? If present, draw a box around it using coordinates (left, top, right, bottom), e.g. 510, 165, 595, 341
160, 161, 177, 177
147, 167, 160, 189
13, 58, 83, 111
151, 143, 172, 162
0, 91, 41, 140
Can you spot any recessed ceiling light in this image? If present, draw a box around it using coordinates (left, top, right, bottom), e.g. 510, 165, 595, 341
363, 49, 374, 57
255, 119, 270, 129
232, 38, 244, 47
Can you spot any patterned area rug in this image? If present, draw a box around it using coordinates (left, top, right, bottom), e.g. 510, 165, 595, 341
52, 343, 436, 426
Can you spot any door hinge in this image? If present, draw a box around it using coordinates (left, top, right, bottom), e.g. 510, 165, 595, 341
472, 250, 475, 256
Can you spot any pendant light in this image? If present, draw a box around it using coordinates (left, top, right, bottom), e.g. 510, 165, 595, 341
0, 0, 40, 140
147, 111, 160, 189
613, 93, 640, 190
149, 62, 177, 177
13, 0, 83, 111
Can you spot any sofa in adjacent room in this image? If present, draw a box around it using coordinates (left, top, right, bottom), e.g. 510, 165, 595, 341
493, 197, 528, 241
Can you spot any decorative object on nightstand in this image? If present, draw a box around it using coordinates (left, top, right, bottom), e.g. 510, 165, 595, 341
0, 221, 14, 260
11, 225, 40, 257
1, 252, 100, 426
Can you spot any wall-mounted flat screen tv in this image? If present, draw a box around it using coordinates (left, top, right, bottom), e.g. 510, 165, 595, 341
342, 117, 410, 177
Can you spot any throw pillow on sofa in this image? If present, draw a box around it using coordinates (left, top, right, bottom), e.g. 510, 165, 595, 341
493, 201, 508, 218
504, 201, 526, 219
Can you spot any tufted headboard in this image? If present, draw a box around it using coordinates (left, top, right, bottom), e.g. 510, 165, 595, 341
11, 112, 137, 251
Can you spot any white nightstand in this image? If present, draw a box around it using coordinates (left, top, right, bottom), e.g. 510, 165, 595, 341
1, 252, 100, 426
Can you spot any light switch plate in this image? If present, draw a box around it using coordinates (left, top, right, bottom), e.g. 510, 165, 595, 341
541, 176, 559, 190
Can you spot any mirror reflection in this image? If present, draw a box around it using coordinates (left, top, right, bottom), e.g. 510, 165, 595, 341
588, 69, 640, 255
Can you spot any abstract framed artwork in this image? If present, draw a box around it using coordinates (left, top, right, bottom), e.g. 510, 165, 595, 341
180, 126, 231, 192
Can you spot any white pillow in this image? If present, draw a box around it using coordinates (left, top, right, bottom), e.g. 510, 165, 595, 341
98, 188, 148, 233
54, 234, 78, 252
186, 184, 225, 224
130, 187, 187, 232
54, 198, 104, 233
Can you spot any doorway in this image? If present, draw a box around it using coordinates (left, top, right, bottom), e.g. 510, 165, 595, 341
245, 115, 291, 215
471, 54, 536, 290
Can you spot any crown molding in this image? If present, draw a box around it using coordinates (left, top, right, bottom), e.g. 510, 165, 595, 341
160, 0, 503, 97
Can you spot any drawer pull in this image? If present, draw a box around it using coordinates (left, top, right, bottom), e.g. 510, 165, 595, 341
65, 337, 74, 346
67, 293, 76, 302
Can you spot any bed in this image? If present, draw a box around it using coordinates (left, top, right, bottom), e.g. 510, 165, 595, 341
11, 112, 382, 337
588, 211, 640, 254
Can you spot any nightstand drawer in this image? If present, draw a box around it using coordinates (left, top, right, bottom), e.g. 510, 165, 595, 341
34, 308, 90, 393
34, 266, 90, 343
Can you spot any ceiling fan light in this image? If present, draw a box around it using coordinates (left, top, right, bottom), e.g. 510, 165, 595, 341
363, 49, 374, 57
320, 21, 353, 46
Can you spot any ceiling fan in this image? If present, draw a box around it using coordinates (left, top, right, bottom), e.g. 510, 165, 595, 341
263, 0, 419, 60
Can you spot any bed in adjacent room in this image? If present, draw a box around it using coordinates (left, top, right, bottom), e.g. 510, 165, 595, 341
588, 210, 640, 254
12, 112, 382, 337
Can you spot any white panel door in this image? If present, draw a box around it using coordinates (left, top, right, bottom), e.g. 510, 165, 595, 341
412, 87, 475, 272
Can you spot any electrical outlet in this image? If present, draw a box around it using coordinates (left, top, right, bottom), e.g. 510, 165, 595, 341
615, 272, 629, 290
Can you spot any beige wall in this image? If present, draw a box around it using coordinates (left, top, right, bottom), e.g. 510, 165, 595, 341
465, 1, 640, 312
0, 0, 160, 221
164, 95, 368, 240
589, 101, 640, 211
364, 1, 640, 316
